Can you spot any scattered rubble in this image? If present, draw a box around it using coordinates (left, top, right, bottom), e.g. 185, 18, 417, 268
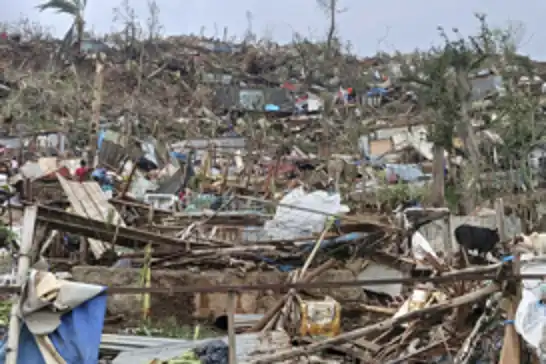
0, 15, 545, 364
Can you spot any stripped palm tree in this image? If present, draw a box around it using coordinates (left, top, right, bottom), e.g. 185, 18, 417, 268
37, 0, 87, 55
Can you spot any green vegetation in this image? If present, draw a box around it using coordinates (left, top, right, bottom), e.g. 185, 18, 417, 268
136, 317, 219, 339
0, 300, 11, 326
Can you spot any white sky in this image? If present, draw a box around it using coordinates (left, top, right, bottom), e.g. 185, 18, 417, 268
4, 0, 546, 59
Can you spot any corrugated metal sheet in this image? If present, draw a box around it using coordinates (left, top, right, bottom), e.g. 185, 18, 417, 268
374, 126, 410, 140
171, 137, 246, 158
358, 261, 404, 296
157, 168, 183, 194
213, 86, 292, 110
101, 334, 191, 352
471, 75, 504, 101
57, 175, 126, 258
202, 72, 233, 84
98, 130, 140, 169
139, 135, 168, 169
111, 331, 291, 364
0, 137, 21, 149
99, 140, 128, 169
240, 89, 265, 110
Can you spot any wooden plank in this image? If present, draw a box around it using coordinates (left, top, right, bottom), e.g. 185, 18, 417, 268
67, 181, 102, 220
57, 174, 126, 258
83, 182, 123, 224
353, 338, 381, 353
499, 298, 520, 364
36, 205, 185, 249
59, 175, 125, 225
58, 176, 105, 257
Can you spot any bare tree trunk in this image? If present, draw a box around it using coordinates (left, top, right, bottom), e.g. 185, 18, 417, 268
316, 0, 338, 58
431, 143, 445, 206
458, 101, 481, 214
456, 73, 481, 214
76, 16, 84, 53
326, 0, 336, 55
88, 60, 104, 167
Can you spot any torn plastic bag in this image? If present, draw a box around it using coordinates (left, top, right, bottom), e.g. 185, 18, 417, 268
260, 187, 349, 240
515, 259, 546, 356
194, 339, 228, 364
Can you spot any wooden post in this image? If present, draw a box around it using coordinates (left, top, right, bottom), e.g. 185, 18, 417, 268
499, 297, 520, 364
228, 290, 237, 364
5, 206, 38, 364
24, 178, 32, 202
495, 198, 506, 241
443, 214, 452, 257
121, 162, 138, 198
141, 204, 154, 322
88, 59, 104, 168
498, 196, 520, 364
79, 236, 88, 265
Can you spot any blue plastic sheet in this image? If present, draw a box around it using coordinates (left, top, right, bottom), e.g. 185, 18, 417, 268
0, 291, 107, 364
97, 130, 105, 149
91, 168, 107, 181
367, 87, 388, 97
265, 104, 280, 111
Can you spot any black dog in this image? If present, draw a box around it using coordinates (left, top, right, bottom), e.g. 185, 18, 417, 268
454, 224, 500, 255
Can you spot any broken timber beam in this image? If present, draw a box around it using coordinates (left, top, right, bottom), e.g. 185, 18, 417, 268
35, 205, 198, 249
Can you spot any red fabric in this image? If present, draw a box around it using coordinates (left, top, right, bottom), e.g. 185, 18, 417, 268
43, 166, 70, 181
387, 170, 398, 184
75, 167, 88, 182
281, 81, 297, 91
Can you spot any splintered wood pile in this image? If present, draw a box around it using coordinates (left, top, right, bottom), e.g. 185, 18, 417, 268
24, 172, 530, 363
245, 264, 516, 364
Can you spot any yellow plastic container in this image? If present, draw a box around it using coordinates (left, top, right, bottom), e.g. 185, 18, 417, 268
299, 297, 341, 338
408, 288, 429, 312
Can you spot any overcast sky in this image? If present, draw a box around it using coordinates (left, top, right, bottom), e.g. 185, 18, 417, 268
4, 0, 546, 59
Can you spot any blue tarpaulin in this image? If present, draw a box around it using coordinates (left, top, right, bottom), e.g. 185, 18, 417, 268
0, 291, 107, 364
367, 87, 388, 97
170, 151, 187, 162
385, 163, 424, 182
302, 232, 368, 252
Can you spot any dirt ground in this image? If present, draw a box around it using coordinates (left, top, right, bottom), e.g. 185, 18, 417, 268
71, 266, 365, 327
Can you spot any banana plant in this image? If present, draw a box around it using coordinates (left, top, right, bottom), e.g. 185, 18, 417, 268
37, 0, 87, 56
